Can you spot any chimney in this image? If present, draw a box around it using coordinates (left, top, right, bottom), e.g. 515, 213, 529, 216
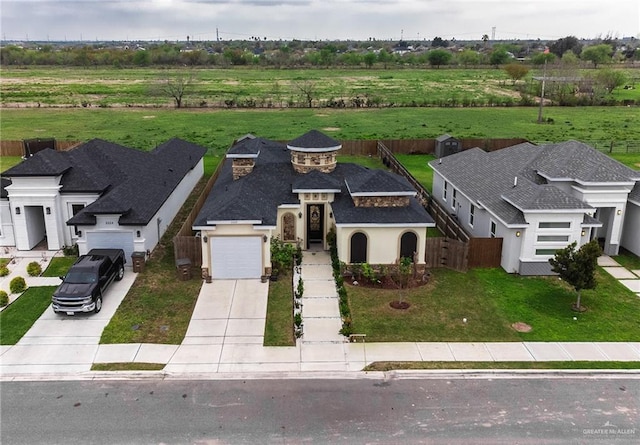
232, 158, 255, 180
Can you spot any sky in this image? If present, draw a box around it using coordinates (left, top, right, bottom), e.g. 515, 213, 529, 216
1, 0, 638, 42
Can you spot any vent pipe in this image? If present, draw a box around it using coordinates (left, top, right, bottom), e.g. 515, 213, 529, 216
513, 176, 518, 187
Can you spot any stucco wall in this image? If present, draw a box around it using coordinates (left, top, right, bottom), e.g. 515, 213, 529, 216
621, 201, 640, 256
336, 226, 426, 265
0, 200, 15, 247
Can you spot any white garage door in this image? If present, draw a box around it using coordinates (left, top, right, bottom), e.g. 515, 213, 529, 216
211, 237, 262, 279
86, 231, 135, 262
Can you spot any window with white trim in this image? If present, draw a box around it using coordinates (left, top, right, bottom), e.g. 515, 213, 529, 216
537, 235, 570, 242
443, 181, 448, 201
538, 222, 571, 229
469, 204, 475, 226
490, 221, 496, 238
452, 189, 457, 210
536, 248, 559, 256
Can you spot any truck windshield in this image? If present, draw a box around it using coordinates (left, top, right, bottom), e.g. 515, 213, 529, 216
64, 271, 97, 284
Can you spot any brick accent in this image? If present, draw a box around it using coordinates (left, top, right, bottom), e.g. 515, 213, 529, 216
352, 196, 410, 207
232, 158, 255, 179
290, 151, 337, 173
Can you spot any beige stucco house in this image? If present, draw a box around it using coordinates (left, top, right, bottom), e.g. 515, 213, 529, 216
193, 131, 435, 279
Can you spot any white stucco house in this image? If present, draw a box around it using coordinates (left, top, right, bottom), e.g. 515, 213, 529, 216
1, 138, 207, 261
429, 140, 640, 275
193, 130, 435, 280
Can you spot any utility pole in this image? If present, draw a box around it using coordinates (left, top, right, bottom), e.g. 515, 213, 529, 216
537, 58, 548, 124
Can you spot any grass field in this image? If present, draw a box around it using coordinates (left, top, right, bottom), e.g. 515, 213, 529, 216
2, 67, 638, 109
2, 107, 640, 155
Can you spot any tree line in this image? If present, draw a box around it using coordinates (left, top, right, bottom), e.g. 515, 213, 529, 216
1, 35, 637, 69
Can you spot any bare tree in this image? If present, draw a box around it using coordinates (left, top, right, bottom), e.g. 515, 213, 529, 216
295, 80, 316, 108
160, 72, 193, 108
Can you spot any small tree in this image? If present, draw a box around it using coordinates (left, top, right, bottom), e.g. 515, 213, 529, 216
489, 48, 510, 67
581, 44, 613, 68
549, 240, 602, 311
504, 63, 529, 85
159, 72, 193, 108
427, 49, 452, 68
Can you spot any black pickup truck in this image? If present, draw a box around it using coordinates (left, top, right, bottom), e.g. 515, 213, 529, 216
52, 249, 126, 315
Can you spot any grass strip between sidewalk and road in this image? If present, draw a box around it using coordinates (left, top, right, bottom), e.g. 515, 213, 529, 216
364, 361, 640, 371
91, 363, 165, 371
0, 286, 57, 345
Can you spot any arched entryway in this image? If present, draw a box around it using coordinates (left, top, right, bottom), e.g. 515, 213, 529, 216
350, 232, 367, 263
400, 231, 418, 260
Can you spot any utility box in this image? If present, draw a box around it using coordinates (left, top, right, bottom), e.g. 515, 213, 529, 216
176, 258, 192, 281
131, 251, 146, 273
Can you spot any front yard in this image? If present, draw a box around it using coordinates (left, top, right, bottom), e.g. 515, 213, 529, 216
346, 267, 640, 342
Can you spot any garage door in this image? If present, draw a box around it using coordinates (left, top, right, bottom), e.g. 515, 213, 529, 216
86, 231, 135, 262
211, 237, 262, 279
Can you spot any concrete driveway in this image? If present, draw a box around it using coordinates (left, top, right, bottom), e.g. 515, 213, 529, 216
0, 272, 136, 374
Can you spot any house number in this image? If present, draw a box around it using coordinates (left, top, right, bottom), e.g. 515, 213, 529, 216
106, 221, 114, 225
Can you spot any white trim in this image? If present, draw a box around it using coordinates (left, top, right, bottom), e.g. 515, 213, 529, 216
349, 191, 415, 197
278, 204, 301, 209
292, 188, 340, 193
206, 219, 262, 225
538, 171, 638, 186
501, 196, 592, 214
287, 144, 341, 153
226, 152, 259, 159
336, 222, 435, 228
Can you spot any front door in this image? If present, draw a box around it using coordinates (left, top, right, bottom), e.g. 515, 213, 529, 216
306, 204, 324, 247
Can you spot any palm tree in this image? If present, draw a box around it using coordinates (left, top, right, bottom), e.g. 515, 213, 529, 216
482, 34, 489, 48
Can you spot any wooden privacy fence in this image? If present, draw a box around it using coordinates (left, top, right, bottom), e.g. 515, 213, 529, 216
172, 160, 225, 267
425, 237, 502, 272
1, 140, 82, 157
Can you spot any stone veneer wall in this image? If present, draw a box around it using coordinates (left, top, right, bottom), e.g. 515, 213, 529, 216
352, 196, 410, 208
290, 151, 337, 173
232, 158, 255, 179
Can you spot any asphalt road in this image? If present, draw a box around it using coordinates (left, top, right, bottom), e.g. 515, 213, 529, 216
1, 376, 638, 444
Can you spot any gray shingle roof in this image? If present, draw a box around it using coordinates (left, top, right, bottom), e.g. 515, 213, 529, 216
287, 130, 341, 150
429, 140, 639, 225
194, 133, 433, 228
346, 168, 415, 195
227, 137, 264, 157
3, 138, 206, 226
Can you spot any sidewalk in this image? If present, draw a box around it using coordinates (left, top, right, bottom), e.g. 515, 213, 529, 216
1, 252, 639, 378
598, 255, 640, 298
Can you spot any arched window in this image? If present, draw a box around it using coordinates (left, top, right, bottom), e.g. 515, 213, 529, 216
282, 213, 296, 241
400, 231, 418, 261
350, 232, 367, 263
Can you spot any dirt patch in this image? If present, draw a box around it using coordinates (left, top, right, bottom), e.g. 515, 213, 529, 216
322, 127, 340, 132
511, 322, 532, 333
389, 301, 411, 310
142, 115, 156, 119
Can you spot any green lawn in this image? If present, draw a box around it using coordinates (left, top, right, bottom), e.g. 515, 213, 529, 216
3, 107, 640, 154
0, 286, 57, 345
394, 154, 437, 192
42, 257, 77, 277
365, 361, 640, 371
613, 248, 640, 270
264, 272, 295, 346
347, 267, 640, 342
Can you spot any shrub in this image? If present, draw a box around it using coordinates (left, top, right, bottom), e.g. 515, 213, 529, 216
63, 244, 79, 256
9, 276, 27, 294
0, 265, 9, 277
0, 290, 8, 307
27, 261, 42, 277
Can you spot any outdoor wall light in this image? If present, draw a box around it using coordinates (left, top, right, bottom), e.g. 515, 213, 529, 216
203, 235, 208, 243
329, 212, 333, 219
45, 207, 51, 215
617, 209, 622, 215
15, 207, 20, 215
136, 230, 141, 238
515, 231, 521, 237
581, 230, 586, 236
263, 235, 268, 242
298, 212, 302, 219
77, 230, 82, 237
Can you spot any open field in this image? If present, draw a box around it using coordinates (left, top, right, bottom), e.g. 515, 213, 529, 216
2, 107, 640, 155
2, 67, 639, 109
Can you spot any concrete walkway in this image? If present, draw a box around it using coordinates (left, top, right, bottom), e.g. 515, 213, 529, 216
598, 255, 640, 298
1, 251, 640, 378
